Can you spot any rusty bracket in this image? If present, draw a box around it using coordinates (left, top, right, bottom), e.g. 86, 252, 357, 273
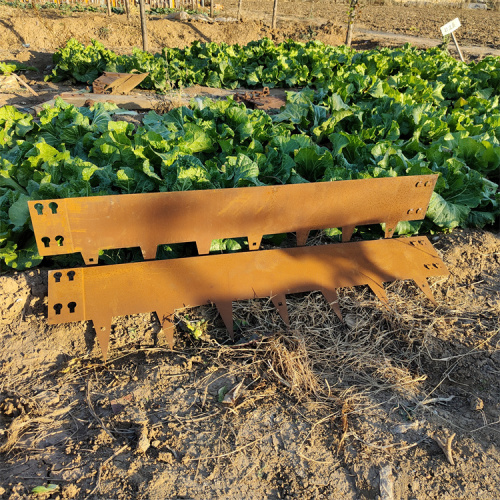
92, 72, 149, 95
28, 175, 437, 265
233, 87, 285, 111
48, 236, 449, 361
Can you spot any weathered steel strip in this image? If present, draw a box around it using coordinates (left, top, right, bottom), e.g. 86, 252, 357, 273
29, 175, 437, 265
92, 72, 149, 94
48, 236, 448, 360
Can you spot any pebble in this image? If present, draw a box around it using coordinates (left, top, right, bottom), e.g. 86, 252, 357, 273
136, 426, 150, 453
470, 396, 484, 411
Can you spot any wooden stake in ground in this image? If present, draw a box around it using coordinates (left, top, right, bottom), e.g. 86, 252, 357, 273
451, 32, 465, 62
345, 0, 359, 47
440, 18, 464, 63
139, 0, 149, 52
124, 0, 130, 20
106, 0, 112, 16
13, 73, 38, 96
272, 0, 278, 29
237, 0, 242, 21
210, 0, 214, 18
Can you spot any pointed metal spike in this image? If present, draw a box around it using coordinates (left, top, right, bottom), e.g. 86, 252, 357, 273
322, 288, 343, 321
368, 281, 389, 306
83, 253, 99, 266
92, 318, 112, 362
196, 238, 213, 256
342, 225, 355, 243
216, 301, 234, 340
159, 311, 176, 349
384, 221, 398, 239
141, 245, 158, 260
296, 229, 310, 247
415, 279, 437, 305
271, 294, 290, 326
247, 234, 263, 251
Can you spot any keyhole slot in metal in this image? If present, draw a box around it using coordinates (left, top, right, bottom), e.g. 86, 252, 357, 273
68, 302, 77, 313
53, 303, 63, 315
48, 202, 58, 214
34, 203, 44, 215
54, 272, 62, 283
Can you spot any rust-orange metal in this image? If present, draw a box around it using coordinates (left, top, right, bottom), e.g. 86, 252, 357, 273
29, 175, 437, 265
233, 87, 286, 111
92, 72, 149, 94
48, 236, 448, 361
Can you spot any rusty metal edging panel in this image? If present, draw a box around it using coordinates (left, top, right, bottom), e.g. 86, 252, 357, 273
48, 236, 449, 360
92, 72, 149, 95
29, 175, 437, 265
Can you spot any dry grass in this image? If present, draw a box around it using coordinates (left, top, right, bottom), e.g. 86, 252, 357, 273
197, 262, 498, 414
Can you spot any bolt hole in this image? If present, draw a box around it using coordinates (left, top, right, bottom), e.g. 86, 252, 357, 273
54, 272, 62, 283
252, 242, 257, 246
48, 202, 58, 214
41, 236, 50, 248
67, 270, 76, 281
55, 235, 64, 247
34, 203, 44, 215
68, 301, 77, 313
100, 327, 106, 331
278, 302, 283, 306
89, 258, 94, 262
53, 303, 63, 315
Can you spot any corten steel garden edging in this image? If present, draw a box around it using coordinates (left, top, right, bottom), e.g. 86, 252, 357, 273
48, 236, 449, 361
29, 174, 437, 265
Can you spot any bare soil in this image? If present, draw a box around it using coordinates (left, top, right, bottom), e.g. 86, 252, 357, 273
1, 3, 500, 499
0, 229, 499, 499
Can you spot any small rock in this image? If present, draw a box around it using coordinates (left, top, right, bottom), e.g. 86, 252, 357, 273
470, 396, 484, 411
393, 420, 420, 433
167, 11, 189, 21
152, 440, 161, 448
158, 451, 174, 464
214, 17, 238, 22
175, 387, 185, 396
0, 487, 5, 495
136, 426, 150, 453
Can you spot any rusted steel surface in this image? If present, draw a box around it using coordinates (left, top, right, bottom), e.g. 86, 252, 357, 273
92, 72, 149, 94
233, 87, 286, 111
48, 236, 449, 360
29, 175, 437, 265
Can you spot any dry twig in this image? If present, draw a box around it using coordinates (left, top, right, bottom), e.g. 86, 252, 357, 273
432, 432, 456, 465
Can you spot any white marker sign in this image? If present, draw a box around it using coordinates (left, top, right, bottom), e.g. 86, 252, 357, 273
440, 18, 461, 36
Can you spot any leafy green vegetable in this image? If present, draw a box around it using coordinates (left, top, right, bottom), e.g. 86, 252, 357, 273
32, 484, 59, 494
0, 62, 37, 75
1, 39, 498, 270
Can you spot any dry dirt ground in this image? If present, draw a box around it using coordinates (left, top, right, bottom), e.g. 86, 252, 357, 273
1, 2, 500, 499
